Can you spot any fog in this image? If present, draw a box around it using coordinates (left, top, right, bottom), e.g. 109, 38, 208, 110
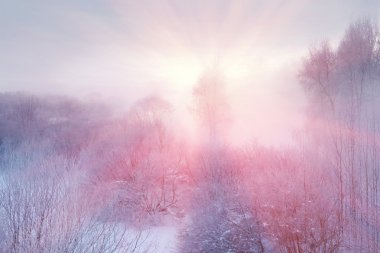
1, 0, 379, 145
1, 1, 380, 253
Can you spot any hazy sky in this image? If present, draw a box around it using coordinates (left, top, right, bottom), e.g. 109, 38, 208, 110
1, 0, 379, 145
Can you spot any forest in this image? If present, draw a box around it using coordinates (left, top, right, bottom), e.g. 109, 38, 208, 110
1, 19, 380, 253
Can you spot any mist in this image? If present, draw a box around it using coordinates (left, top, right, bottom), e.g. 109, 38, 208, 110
1, 1, 380, 253
2, 0, 379, 146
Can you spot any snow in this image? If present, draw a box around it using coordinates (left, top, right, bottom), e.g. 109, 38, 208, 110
81, 222, 178, 253
147, 226, 178, 253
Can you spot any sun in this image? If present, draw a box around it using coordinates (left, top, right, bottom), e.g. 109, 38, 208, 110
154, 51, 255, 92
155, 54, 204, 89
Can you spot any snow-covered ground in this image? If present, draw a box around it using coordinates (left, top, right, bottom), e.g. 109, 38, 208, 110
146, 225, 178, 253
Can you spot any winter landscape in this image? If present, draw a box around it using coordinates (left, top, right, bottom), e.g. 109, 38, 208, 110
1, 1, 380, 252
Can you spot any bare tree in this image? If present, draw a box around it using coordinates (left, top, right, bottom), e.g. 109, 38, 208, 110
192, 70, 231, 144
299, 19, 380, 252
0, 155, 152, 253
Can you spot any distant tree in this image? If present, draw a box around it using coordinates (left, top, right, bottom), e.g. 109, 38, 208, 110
192, 70, 230, 144
299, 41, 337, 112
128, 95, 172, 150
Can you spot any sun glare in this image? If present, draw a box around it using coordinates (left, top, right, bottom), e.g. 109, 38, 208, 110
155, 52, 255, 92
155, 55, 203, 88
